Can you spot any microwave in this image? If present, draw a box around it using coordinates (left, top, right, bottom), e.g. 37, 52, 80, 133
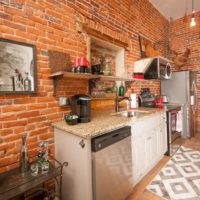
144, 56, 173, 80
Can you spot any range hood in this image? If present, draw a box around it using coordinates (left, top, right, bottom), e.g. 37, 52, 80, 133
134, 56, 174, 79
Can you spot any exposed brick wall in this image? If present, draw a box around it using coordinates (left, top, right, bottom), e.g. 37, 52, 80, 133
0, 0, 168, 172
170, 12, 200, 133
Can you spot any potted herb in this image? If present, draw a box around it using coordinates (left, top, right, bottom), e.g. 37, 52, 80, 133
64, 114, 78, 125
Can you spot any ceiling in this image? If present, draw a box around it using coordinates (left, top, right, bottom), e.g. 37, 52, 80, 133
149, 0, 200, 20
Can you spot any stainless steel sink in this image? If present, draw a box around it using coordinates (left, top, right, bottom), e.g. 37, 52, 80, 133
112, 109, 151, 118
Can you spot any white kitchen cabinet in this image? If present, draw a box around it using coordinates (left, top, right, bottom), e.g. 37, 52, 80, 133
158, 114, 168, 155
131, 112, 167, 186
55, 128, 93, 200
132, 136, 146, 182
54, 111, 167, 198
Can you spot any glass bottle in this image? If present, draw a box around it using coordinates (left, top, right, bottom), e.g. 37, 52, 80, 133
119, 82, 125, 96
20, 134, 29, 173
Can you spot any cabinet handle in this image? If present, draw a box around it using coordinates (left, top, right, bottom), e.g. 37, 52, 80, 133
79, 139, 85, 148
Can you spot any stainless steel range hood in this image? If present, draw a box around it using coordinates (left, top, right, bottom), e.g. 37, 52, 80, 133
134, 56, 174, 79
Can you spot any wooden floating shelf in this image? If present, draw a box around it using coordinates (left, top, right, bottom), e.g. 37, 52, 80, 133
91, 96, 128, 100
91, 97, 116, 100
49, 71, 99, 80
99, 75, 133, 82
49, 71, 137, 82
49, 71, 151, 96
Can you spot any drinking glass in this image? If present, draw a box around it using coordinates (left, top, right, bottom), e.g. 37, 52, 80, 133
30, 163, 39, 176
41, 161, 49, 174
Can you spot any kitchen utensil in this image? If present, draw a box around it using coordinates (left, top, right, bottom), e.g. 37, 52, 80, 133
76, 66, 85, 73
162, 95, 169, 103
156, 96, 163, 108
73, 57, 89, 73
80, 57, 89, 67
71, 66, 77, 73
74, 58, 79, 67
91, 64, 101, 74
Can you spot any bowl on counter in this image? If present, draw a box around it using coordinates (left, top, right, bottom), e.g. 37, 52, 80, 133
64, 114, 78, 125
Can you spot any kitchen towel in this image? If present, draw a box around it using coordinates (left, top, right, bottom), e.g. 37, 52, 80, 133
176, 111, 182, 132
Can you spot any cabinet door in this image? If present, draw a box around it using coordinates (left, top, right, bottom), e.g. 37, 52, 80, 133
132, 113, 167, 186
55, 129, 92, 200
145, 135, 153, 167
146, 129, 157, 169
132, 136, 146, 185
156, 127, 161, 156
132, 131, 157, 185
160, 114, 167, 154
156, 114, 167, 156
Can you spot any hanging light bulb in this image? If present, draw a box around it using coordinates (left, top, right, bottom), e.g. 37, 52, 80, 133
190, 14, 196, 26
190, 0, 196, 27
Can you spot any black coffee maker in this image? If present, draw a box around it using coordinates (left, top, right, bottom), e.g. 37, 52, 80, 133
70, 95, 91, 123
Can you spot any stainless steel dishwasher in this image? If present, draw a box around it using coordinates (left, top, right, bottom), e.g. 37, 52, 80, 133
91, 126, 132, 200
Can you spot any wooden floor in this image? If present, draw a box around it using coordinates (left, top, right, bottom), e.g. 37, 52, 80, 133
127, 135, 200, 200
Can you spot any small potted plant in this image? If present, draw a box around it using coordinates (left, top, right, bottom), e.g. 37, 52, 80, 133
64, 114, 78, 125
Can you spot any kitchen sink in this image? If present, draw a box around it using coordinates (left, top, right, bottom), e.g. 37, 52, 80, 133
112, 109, 151, 118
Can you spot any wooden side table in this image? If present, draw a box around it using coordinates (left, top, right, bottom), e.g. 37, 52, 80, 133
0, 157, 68, 200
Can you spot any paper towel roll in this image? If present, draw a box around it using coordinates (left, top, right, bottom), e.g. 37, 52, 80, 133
130, 93, 137, 108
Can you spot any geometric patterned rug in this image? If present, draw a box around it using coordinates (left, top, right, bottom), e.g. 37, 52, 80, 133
146, 146, 200, 200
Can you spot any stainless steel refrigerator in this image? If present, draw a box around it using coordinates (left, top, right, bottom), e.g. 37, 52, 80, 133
161, 70, 197, 138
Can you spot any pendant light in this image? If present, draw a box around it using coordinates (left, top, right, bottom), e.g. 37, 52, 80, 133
190, 0, 196, 27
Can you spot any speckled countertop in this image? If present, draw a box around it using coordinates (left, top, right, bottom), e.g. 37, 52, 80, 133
52, 107, 165, 139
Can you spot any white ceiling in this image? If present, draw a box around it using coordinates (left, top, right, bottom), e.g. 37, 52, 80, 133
149, 0, 200, 20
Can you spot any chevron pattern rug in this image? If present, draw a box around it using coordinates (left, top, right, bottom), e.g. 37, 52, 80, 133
146, 146, 200, 200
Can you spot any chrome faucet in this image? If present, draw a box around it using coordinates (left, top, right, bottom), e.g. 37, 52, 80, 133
115, 95, 130, 112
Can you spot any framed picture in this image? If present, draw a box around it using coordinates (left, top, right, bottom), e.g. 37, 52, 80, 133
138, 35, 152, 58
0, 38, 37, 94
138, 35, 162, 58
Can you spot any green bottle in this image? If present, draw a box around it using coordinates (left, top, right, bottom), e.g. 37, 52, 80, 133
119, 82, 125, 96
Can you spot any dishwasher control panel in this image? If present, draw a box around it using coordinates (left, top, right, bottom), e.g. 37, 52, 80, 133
91, 126, 131, 152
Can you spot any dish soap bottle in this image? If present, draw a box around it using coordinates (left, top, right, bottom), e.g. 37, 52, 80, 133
119, 82, 125, 96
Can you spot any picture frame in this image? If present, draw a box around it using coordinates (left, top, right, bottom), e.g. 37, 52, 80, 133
138, 35, 162, 58
138, 35, 152, 58
0, 38, 37, 94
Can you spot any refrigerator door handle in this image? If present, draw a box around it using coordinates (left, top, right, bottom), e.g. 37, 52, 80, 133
194, 82, 198, 112
192, 81, 198, 113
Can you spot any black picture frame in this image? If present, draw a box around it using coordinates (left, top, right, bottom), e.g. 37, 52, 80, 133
138, 35, 152, 58
0, 38, 37, 94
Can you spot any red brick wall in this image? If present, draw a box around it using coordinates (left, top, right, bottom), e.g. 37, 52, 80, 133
0, 0, 168, 172
170, 12, 200, 133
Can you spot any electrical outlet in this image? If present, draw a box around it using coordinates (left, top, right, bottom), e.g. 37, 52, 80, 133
59, 97, 69, 106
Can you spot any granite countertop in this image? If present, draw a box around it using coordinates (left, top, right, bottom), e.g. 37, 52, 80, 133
52, 107, 165, 139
